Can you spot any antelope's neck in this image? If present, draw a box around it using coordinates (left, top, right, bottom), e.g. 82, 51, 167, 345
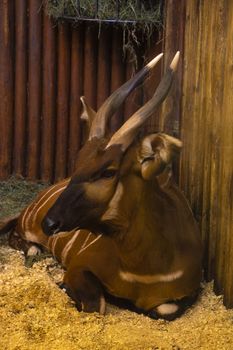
113, 176, 198, 275
118, 189, 173, 270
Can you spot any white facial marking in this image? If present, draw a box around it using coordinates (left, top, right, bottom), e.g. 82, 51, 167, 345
61, 230, 81, 265
156, 303, 179, 315
119, 270, 183, 284
101, 182, 124, 221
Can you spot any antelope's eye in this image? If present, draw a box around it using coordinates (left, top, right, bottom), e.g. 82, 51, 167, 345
101, 168, 117, 179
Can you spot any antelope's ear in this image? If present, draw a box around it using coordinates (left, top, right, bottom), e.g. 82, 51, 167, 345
80, 96, 96, 129
138, 133, 182, 180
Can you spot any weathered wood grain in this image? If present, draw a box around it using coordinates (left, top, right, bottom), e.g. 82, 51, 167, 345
55, 23, 71, 181
27, 0, 42, 179
0, 0, 14, 179
14, 0, 27, 176
41, 11, 57, 182
110, 28, 125, 133
178, 0, 233, 307
68, 26, 84, 174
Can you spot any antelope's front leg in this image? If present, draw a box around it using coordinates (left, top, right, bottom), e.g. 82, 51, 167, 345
62, 267, 106, 314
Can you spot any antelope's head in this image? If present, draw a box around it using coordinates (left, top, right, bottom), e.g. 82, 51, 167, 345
42, 52, 181, 236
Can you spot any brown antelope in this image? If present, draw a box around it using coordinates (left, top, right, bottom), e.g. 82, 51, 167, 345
1, 52, 202, 320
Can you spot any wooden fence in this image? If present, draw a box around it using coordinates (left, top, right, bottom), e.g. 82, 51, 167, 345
165, 0, 233, 307
0, 0, 163, 183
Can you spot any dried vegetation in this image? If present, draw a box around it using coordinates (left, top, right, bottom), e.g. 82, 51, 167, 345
45, 0, 162, 25
45, 0, 163, 69
0, 178, 233, 349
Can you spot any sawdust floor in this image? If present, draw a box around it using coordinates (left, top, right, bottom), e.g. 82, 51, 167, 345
0, 178, 233, 349
1, 238, 233, 350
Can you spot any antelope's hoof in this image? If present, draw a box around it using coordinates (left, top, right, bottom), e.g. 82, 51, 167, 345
81, 295, 106, 315
148, 303, 181, 321
58, 283, 106, 315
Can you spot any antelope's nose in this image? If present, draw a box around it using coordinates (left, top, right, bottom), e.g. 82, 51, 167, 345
41, 216, 61, 236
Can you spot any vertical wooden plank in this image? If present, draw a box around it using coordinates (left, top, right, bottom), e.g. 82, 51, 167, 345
97, 27, 112, 110
186, 1, 204, 228
223, 171, 233, 307
180, 0, 214, 279
110, 27, 125, 133
27, 0, 42, 179
180, 0, 206, 216
68, 25, 84, 174
162, 0, 186, 137
195, 0, 214, 280
206, 0, 226, 283
124, 47, 143, 122
41, 12, 57, 182
0, 0, 14, 179
13, 0, 27, 176
179, 0, 233, 306
55, 22, 71, 181
216, 0, 233, 302
162, 0, 185, 181
83, 24, 98, 111
143, 31, 163, 134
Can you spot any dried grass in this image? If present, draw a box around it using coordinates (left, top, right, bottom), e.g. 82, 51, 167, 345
0, 176, 48, 219
45, 0, 162, 25
44, 0, 162, 68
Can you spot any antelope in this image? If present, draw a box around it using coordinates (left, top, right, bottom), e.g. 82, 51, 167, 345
1, 52, 202, 320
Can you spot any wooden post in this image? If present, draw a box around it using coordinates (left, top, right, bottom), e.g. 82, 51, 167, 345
14, 0, 27, 177
55, 22, 71, 181
68, 26, 84, 174
41, 12, 57, 182
142, 31, 163, 134
162, 0, 186, 182
110, 28, 125, 133
27, 0, 42, 179
97, 26, 112, 110
162, 0, 186, 137
124, 44, 143, 123
83, 24, 98, 111
0, 1, 14, 179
